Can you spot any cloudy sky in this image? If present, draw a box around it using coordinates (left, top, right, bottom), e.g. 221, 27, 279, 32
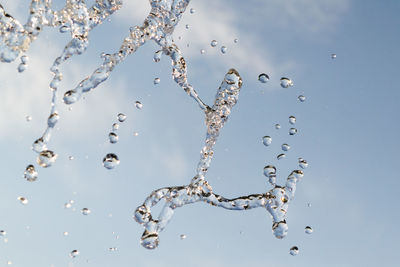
1, 0, 399, 266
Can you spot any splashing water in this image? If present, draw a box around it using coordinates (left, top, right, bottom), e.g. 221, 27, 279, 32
1, 0, 308, 251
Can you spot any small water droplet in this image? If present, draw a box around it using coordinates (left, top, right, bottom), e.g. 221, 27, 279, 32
17, 196, 28, 205
7, 260, 12, 265
280, 77, 293, 88
307, 202, 311, 208
37, 150, 57, 168
103, 153, 120, 169
262, 136, 272, 146
109, 132, 118, 144
185, 24, 189, 29
305, 226, 313, 234
180, 234, 187, 240
277, 153, 286, 160
153, 50, 162, 62
68, 156, 74, 160
289, 128, 298, 135
109, 247, 118, 252
24, 165, 38, 182
210, 40, 218, 47
154, 77, 160, 85
135, 101, 143, 110
20, 55, 29, 64
298, 158, 308, 169
32, 138, 47, 153
18, 63, 27, 72
59, 25, 69, 33
298, 95, 306, 102
258, 73, 269, 83
70, 249, 79, 258
133, 132, 139, 136
234, 38, 238, 43
281, 144, 290, 151
263, 165, 276, 180
220, 46, 227, 54
26, 115, 32, 122
117, 113, 126, 122
0, 230, 6, 237
190, 8, 195, 14
63, 231, 69, 236
112, 123, 119, 131
331, 53, 337, 59
275, 124, 281, 129
289, 116, 296, 125
81, 208, 91, 215
289, 246, 299, 256
200, 49, 205, 54
64, 202, 72, 209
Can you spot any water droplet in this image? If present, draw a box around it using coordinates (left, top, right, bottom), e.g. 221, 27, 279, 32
154, 77, 160, 85
17, 196, 28, 205
18, 63, 27, 72
133, 131, 139, 136
262, 136, 272, 146
190, 8, 195, 14
68, 156, 74, 160
281, 144, 290, 151
298, 95, 306, 102
277, 153, 286, 160
26, 115, 32, 122
141, 232, 160, 249
135, 101, 143, 110
289, 246, 299, 256
109, 247, 118, 252
263, 165, 276, 185
103, 153, 120, 169
307, 202, 311, 208
289, 116, 296, 125
47, 112, 59, 128
112, 123, 119, 131
117, 113, 126, 122
200, 49, 205, 54
64, 202, 72, 209
81, 208, 91, 215
234, 38, 238, 43
220, 46, 227, 54
298, 158, 308, 169
280, 77, 293, 88
7, 261, 12, 265
0, 230, 6, 237
185, 24, 189, 29
70, 249, 79, 258
37, 150, 57, 168
210, 40, 218, 47
305, 226, 313, 234
63, 231, 69, 236
275, 124, 281, 129
20, 55, 29, 64
272, 221, 288, 239
258, 73, 269, 83
153, 50, 162, 62
32, 138, 47, 153
59, 25, 69, 33
289, 128, 297, 135
331, 53, 337, 59
24, 164, 38, 182
180, 234, 187, 240
109, 132, 118, 144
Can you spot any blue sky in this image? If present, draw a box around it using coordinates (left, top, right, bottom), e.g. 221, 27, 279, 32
1, 0, 399, 266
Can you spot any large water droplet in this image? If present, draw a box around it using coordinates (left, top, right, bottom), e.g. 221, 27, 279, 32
221, 46, 227, 54
153, 77, 160, 85
210, 40, 218, 47
81, 208, 91, 215
24, 165, 38, 182
281, 144, 290, 151
277, 153, 286, 160
69, 249, 79, 258
298, 95, 306, 102
103, 153, 120, 169
289, 115, 296, 125
109, 132, 118, 144
289, 246, 299, 256
280, 77, 293, 88
262, 136, 272, 146
258, 73, 269, 83
37, 150, 57, 168
135, 101, 143, 110
117, 113, 126, 122
298, 158, 308, 169
289, 128, 298, 135
305, 226, 313, 234
17, 196, 28, 205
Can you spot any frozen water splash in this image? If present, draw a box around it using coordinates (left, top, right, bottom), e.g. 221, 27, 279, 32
1, 0, 306, 250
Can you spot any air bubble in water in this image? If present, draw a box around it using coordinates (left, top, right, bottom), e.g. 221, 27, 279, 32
17, 196, 28, 205
298, 158, 308, 169
289, 128, 297, 135
289, 246, 299, 256
24, 165, 38, 182
81, 208, 91, 215
109, 132, 118, 144
135, 101, 143, 110
281, 144, 290, 151
103, 153, 120, 169
258, 73, 269, 83
210, 40, 218, 47
305, 226, 313, 234
331, 53, 337, 59
221, 46, 227, 54
26, 115, 32, 122
280, 77, 293, 88
180, 234, 187, 240
277, 153, 286, 160
154, 77, 160, 85
298, 95, 306, 102
275, 124, 281, 129
70, 249, 79, 258
47, 112, 59, 128
262, 136, 272, 146
289, 116, 296, 124
37, 150, 57, 168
